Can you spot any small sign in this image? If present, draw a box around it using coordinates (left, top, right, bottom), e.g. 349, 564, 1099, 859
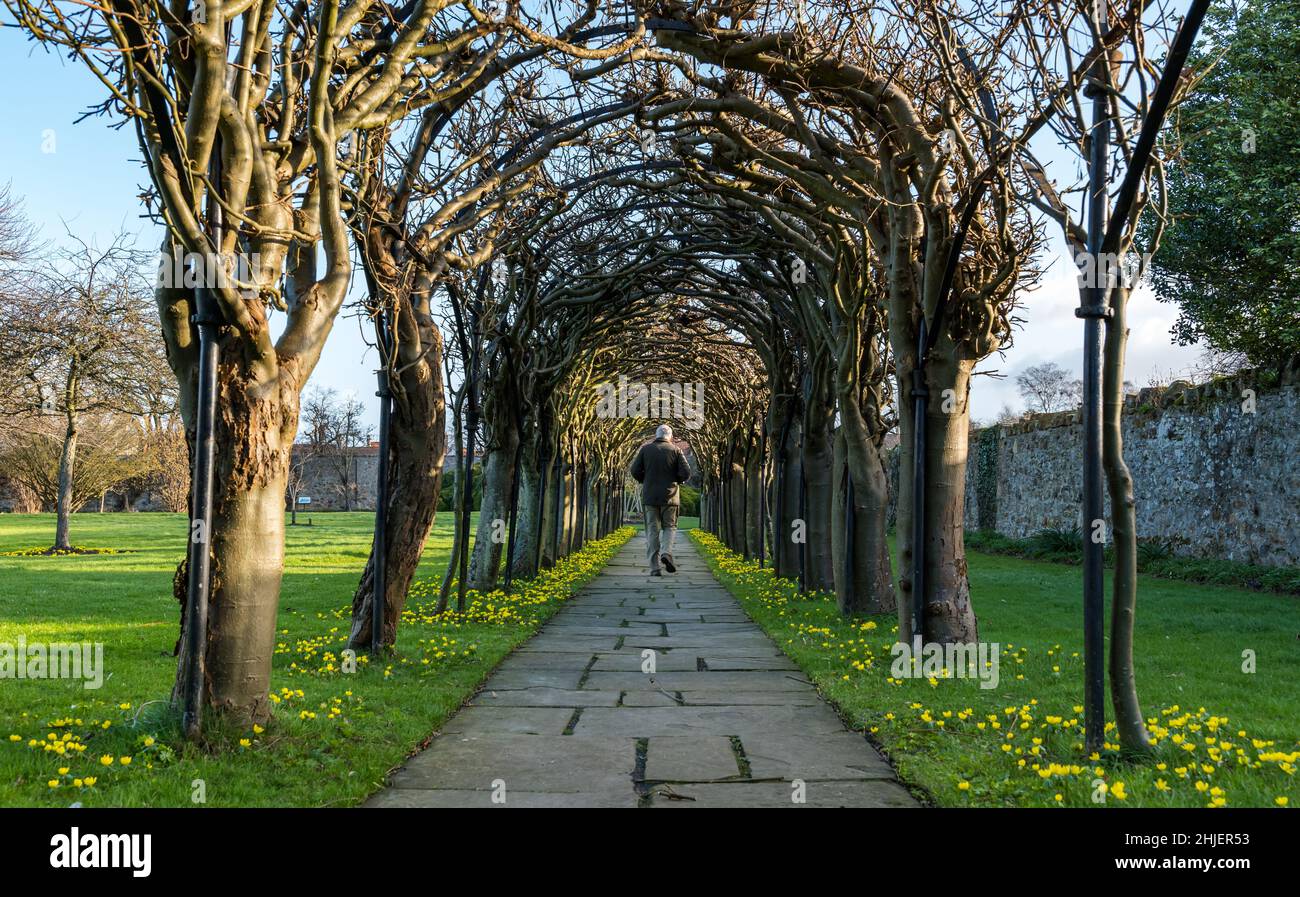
297, 496, 312, 505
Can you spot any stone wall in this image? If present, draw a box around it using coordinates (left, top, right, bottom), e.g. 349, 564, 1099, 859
962, 361, 1300, 567
290, 449, 380, 511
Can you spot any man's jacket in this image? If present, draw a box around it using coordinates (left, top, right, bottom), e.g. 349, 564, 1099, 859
630, 438, 692, 507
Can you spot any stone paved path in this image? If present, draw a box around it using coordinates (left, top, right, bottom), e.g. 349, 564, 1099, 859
365, 534, 918, 808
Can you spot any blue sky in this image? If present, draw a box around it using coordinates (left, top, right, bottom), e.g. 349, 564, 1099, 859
0, 27, 1203, 432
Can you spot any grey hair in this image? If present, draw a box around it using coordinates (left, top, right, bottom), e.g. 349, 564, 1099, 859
655, 424, 673, 441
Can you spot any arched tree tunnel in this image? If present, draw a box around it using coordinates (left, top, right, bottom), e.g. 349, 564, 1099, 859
10, 0, 1213, 757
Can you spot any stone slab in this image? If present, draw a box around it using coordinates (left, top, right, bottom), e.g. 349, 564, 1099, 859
643, 736, 741, 783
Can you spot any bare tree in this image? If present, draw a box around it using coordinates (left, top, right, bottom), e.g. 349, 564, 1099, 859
300, 388, 372, 511
1016, 363, 1083, 414
0, 233, 167, 549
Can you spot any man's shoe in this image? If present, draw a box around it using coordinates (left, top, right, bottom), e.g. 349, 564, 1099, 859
661, 554, 676, 573
650, 569, 663, 577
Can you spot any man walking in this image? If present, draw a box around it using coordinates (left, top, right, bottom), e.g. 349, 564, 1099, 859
630, 424, 692, 576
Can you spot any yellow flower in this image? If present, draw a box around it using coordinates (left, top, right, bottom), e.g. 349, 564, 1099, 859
119, 756, 132, 766
1277, 797, 1289, 807
99, 754, 114, 766
47, 780, 59, 788
1110, 782, 1127, 800
957, 781, 970, 791
82, 777, 96, 786
252, 724, 264, 735
239, 738, 251, 747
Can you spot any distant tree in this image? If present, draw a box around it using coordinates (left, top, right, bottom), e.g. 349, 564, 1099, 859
996, 404, 1024, 426
300, 389, 373, 512
0, 233, 169, 549
1015, 363, 1083, 414
2, 413, 150, 518
1143, 0, 1300, 365
144, 420, 190, 513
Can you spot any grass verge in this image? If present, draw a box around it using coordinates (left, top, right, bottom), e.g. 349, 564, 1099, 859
965, 528, 1300, 595
0, 512, 632, 807
690, 529, 1298, 808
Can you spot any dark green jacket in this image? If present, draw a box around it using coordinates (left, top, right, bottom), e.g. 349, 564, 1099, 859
630, 438, 692, 507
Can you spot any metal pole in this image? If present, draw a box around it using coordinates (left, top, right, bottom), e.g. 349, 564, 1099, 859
1078, 0, 1111, 752
182, 114, 224, 742
910, 318, 928, 643
371, 347, 391, 655
758, 415, 767, 568
842, 463, 855, 607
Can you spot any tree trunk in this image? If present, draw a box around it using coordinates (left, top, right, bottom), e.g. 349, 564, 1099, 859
173, 369, 296, 726
834, 400, 897, 616
1103, 285, 1151, 754
918, 356, 978, 642
468, 426, 519, 592
511, 441, 543, 579
744, 431, 764, 560
801, 416, 836, 593
53, 411, 78, 551
347, 325, 446, 649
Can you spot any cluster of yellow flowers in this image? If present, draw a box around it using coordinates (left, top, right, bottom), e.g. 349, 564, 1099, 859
5, 703, 169, 794
691, 530, 1296, 809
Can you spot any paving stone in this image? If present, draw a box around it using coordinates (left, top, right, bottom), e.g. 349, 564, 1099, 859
387, 734, 636, 792
483, 668, 586, 690
740, 732, 897, 781
472, 687, 622, 707
638, 609, 706, 622
518, 636, 618, 653
643, 736, 741, 782
571, 704, 847, 737
699, 655, 800, 671
493, 652, 594, 670
590, 652, 701, 672
679, 690, 821, 706
647, 780, 918, 808
442, 706, 575, 736
365, 788, 640, 808
543, 622, 664, 635
582, 670, 811, 692
619, 691, 683, 707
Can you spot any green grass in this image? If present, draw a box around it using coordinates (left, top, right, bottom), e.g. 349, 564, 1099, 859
691, 530, 1299, 809
965, 527, 1300, 595
0, 511, 632, 807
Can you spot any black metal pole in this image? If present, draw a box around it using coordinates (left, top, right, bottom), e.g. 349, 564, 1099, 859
843, 463, 855, 607
758, 415, 767, 568
503, 440, 522, 589
371, 347, 391, 654
535, 441, 550, 570
910, 318, 928, 643
797, 432, 808, 593
182, 127, 224, 742
1078, 7, 1111, 752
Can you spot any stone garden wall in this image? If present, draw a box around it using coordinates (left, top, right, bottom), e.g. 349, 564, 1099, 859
961, 361, 1300, 567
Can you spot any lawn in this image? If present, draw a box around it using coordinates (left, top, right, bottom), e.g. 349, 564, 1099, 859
0, 511, 631, 807
691, 530, 1299, 809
